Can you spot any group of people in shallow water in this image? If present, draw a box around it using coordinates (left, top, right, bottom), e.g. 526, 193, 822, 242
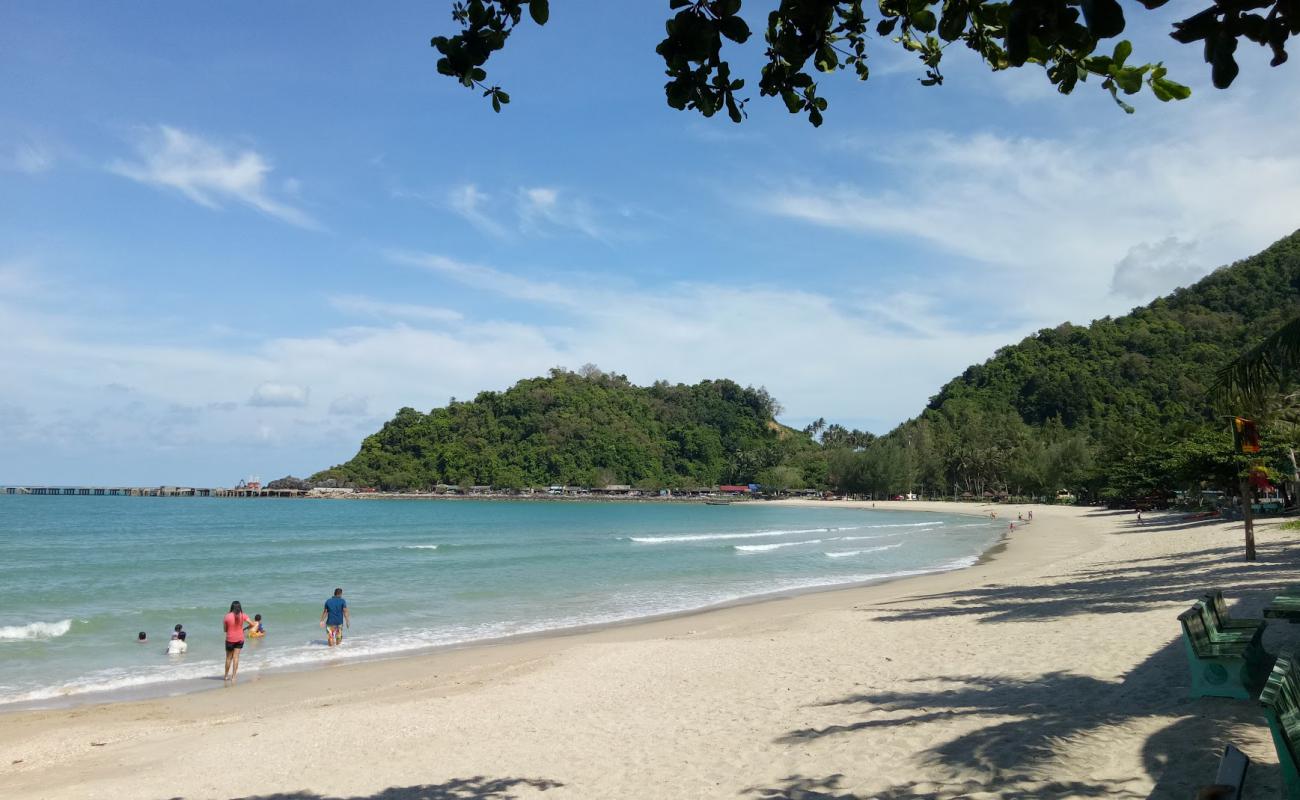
989, 509, 1033, 531
132, 587, 350, 684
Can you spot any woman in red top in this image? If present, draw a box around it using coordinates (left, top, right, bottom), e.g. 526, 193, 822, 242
222, 600, 252, 682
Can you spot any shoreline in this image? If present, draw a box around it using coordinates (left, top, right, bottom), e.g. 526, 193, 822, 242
0, 499, 1008, 713
21, 500, 1273, 799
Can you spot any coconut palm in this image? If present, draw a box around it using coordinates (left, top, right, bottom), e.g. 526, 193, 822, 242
1215, 315, 1300, 407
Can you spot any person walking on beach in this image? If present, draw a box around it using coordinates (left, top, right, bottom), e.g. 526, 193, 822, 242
320, 588, 349, 647
223, 600, 253, 682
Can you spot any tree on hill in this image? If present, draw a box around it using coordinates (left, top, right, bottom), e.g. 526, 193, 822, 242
311, 367, 819, 490
432, 0, 1296, 125
820, 230, 1300, 504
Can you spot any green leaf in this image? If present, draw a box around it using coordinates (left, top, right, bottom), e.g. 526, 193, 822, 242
1112, 39, 1132, 66
718, 0, 741, 16
529, 0, 549, 26
1082, 0, 1125, 39
719, 16, 751, 44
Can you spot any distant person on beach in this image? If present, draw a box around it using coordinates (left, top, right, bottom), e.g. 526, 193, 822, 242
1028, 510, 1033, 521
137, 631, 147, 643
167, 631, 188, 655
247, 614, 265, 638
222, 600, 253, 682
1137, 510, 1144, 524
320, 588, 349, 647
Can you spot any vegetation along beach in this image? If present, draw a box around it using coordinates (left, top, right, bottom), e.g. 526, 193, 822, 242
6, 2, 1300, 798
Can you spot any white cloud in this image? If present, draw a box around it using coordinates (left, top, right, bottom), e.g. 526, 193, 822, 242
248, 382, 310, 408
757, 96, 1300, 321
329, 294, 463, 324
1110, 237, 1208, 299
108, 126, 318, 229
0, 251, 1025, 483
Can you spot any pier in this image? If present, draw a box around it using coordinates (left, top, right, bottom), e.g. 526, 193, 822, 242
1, 486, 306, 498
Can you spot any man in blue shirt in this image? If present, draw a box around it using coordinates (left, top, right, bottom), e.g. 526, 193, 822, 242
319, 587, 350, 647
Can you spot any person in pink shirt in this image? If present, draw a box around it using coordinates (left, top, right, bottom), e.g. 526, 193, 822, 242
222, 600, 253, 683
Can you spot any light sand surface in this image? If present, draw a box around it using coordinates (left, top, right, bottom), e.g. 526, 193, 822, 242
3, 501, 1299, 799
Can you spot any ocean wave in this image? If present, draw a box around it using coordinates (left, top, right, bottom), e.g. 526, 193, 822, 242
0, 619, 73, 641
401, 545, 440, 550
864, 521, 943, 529
630, 527, 832, 544
824, 542, 905, 558
734, 538, 823, 553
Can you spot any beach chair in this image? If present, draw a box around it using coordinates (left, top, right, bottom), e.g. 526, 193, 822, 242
1193, 743, 1249, 800
1193, 600, 1264, 647
1203, 590, 1267, 633
1259, 651, 1300, 799
1178, 604, 1272, 699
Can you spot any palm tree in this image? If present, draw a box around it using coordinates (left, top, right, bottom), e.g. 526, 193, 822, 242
1215, 315, 1300, 406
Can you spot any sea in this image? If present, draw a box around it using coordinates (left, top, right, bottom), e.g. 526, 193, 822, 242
0, 496, 1003, 707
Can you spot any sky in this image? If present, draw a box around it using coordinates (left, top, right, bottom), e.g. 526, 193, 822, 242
2, 2, 1298, 486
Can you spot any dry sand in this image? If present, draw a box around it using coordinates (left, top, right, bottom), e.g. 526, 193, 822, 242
3, 501, 1298, 799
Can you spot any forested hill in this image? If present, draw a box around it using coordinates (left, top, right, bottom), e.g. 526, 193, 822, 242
833, 229, 1300, 501
311, 368, 823, 491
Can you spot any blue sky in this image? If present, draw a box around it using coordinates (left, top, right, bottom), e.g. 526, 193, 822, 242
2, 2, 1298, 485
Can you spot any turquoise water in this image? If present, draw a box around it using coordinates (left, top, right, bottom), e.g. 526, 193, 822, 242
0, 497, 1002, 706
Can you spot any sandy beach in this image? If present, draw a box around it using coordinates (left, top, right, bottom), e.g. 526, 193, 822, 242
3, 500, 1297, 799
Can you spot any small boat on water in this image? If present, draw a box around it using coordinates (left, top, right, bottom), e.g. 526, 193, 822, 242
704, 499, 732, 505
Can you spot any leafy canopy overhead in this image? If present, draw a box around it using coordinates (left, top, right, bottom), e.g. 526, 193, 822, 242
432, 1, 1295, 125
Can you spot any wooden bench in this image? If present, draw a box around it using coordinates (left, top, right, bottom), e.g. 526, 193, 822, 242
1194, 743, 1250, 799
1259, 651, 1300, 798
1178, 603, 1272, 699
1203, 590, 1267, 634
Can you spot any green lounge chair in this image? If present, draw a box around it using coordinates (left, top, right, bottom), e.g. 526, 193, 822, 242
1259, 651, 1300, 798
1178, 604, 1272, 699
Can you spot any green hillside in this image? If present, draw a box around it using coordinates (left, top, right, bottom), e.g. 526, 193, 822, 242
830, 230, 1300, 501
311, 367, 823, 491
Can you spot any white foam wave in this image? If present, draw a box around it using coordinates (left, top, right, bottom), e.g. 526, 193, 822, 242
630, 527, 831, 544
401, 545, 440, 550
824, 542, 905, 558
734, 538, 823, 553
0, 620, 72, 641
864, 521, 943, 529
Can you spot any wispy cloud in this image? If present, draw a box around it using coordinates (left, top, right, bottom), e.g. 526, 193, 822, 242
385, 250, 580, 309
108, 125, 319, 229
2, 142, 54, 174
517, 186, 606, 239
448, 183, 511, 237
329, 294, 463, 324
756, 96, 1300, 320
248, 382, 310, 408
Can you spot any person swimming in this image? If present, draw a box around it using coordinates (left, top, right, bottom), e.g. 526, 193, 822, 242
247, 614, 266, 638
166, 630, 188, 655
137, 631, 147, 643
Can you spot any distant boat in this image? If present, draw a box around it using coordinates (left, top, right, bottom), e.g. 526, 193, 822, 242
705, 499, 732, 505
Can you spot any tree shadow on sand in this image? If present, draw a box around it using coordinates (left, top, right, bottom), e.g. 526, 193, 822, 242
221, 776, 563, 800
742, 772, 1143, 799
762, 527, 1300, 798
867, 535, 1300, 625
769, 655, 1282, 797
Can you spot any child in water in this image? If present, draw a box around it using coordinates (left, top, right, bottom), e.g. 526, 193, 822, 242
246, 614, 266, 638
